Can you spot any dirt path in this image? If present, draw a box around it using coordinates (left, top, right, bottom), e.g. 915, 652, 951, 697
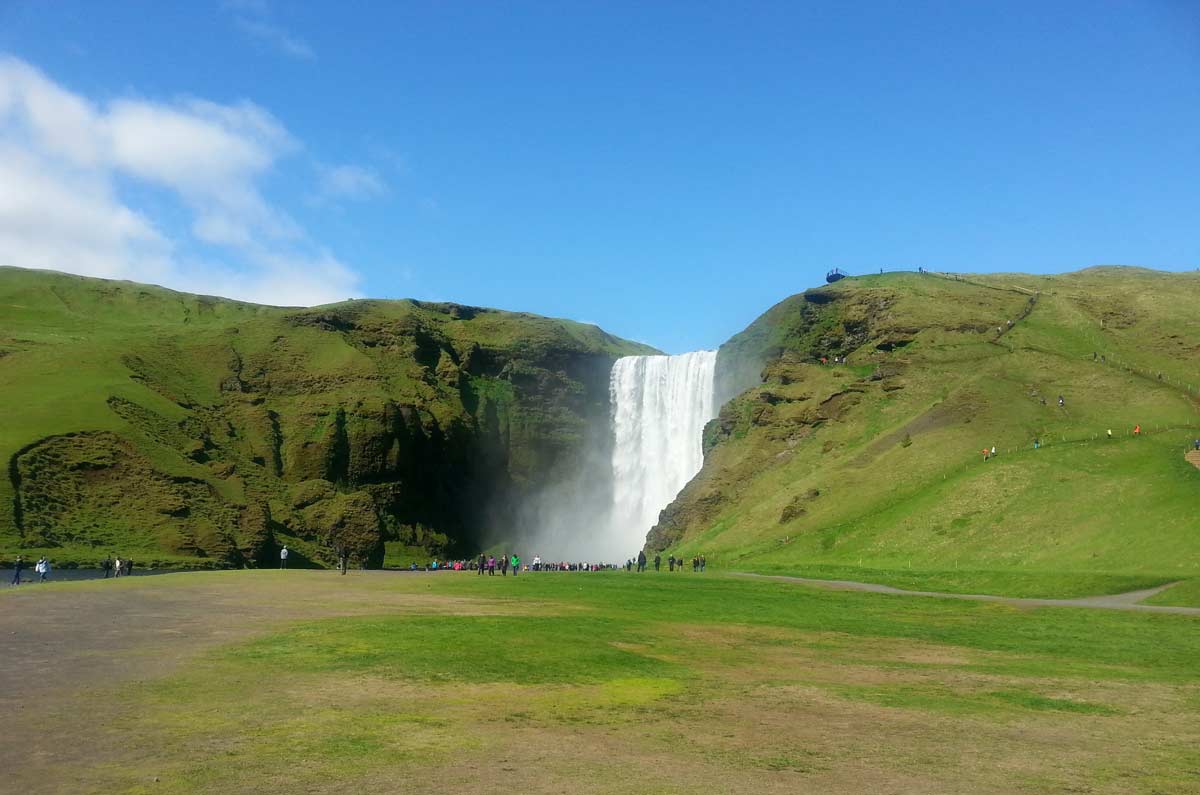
731, 573, 1200, 615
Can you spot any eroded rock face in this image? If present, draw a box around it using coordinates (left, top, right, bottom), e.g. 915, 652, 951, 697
2, 277, 653, 568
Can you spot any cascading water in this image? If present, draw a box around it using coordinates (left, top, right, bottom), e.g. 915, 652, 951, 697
607, 351, 718, 557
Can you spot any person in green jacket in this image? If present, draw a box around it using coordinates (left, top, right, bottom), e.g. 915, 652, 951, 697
510, 553, 520, 576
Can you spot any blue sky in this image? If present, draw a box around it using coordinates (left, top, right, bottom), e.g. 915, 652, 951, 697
1, 1, 1197, 352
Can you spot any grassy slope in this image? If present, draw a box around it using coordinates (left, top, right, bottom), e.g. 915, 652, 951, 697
663, 268, 1200, 601
0, 267, 652, 565
5, 570, 1198, 794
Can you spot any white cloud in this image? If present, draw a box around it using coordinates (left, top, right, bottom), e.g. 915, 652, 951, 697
107, 98, 292, 190
0, 56, 360, 306
171, 250, 358, 307
0, 144, 172, 282
317, 164, 388, 202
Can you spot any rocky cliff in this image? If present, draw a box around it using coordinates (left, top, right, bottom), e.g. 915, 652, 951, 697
0, 267, 654, 567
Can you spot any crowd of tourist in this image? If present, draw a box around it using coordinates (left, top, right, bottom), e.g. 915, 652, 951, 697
406, 551, 708, 574
9, 549, 708, 583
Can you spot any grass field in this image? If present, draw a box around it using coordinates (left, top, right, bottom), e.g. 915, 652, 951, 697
3, 570, 1198, 794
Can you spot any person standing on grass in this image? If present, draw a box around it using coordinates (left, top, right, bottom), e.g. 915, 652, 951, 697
279, 546, 289, 570
668, 554, 675, 572
36, 556, 49, 582
1133, 424, 1141, 437
114, 557, 122, 578
637, 550, 647, 573
511, 553, 520, 576
487, 555, 496, 576
1107, 429, 1113, 440
10, 555, 24, 586
102, 555, 113, 579
478, 553, 486, 574
1194, 439, 1200, 451
700, 555, 706, 572
500, 554, 509, 576
653, 553, 661, 572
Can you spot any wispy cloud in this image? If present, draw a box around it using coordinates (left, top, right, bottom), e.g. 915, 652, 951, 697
0, 56, 360, 305
317, 164, 388, 202
234, 17, 314, 60
224, 1, 314, 61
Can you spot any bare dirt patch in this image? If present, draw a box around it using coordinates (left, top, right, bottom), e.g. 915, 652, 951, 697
0, 570, 527, 791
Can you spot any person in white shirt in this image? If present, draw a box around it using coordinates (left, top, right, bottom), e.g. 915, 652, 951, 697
280, 545, 289, 569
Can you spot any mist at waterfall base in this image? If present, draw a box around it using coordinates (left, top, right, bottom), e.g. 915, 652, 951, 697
505, 351, 718, 563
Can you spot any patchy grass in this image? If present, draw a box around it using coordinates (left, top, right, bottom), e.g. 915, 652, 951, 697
6, 570, 1198, 794
230, 614, 684, 684
836, 683, 1123, 717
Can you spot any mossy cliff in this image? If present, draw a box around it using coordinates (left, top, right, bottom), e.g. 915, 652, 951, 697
651, 268, 1200, 583
0, 267, 654, 568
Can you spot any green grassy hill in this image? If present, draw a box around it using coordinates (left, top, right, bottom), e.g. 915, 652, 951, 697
652, 267, 1200, 601
0, 267, 653, 568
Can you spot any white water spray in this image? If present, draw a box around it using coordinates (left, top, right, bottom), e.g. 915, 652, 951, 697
607, 351, 718, 557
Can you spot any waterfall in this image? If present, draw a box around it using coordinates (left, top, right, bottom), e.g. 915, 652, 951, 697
608, 351, 718, 557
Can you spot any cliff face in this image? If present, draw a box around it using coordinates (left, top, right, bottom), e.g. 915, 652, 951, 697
0, 268, 654, 567
648, 268, 1200, 580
